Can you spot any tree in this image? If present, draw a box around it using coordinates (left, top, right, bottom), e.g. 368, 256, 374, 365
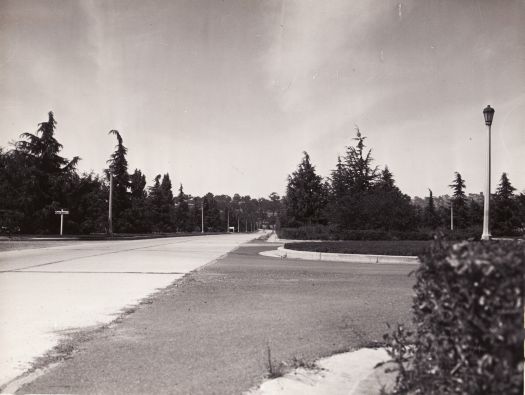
175, 184, 191, 232
107, 130, 131, 232
285, 152, 326, 225
364, 167, 416, 231
122, 169, 149, 232
159, 173, 175, 231
449, 172, 468, 228
424, 189, 439, 228
203, 193, 221, 231
147, 174, 175, 232
16, 111, 79, 174
12, 111, 80, 232
343, 126, 378, 193
493, 173, 519, 235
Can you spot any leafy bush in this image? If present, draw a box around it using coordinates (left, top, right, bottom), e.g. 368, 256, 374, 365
384, 239, 525, 394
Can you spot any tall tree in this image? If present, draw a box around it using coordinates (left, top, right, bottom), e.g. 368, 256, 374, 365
343, 126, 378, 192
122, 169, 149, 232
493, 173, 519, 235
107, 130, 131, 232
175, 184, 191, 232
13, 111, 79, 232
285, 152, 326, 225
159, 173, 175, 231
424, 188, 439, 228
448, 172, 468, 228
365, 167, 416, 231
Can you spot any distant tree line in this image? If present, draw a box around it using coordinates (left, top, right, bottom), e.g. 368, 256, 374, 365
282, 127, 525, 237
0, 111, 282, 234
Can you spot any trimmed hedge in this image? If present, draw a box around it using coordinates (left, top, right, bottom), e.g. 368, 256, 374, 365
278, 225, 483, 241
384, 239, 525, 394
283, 240, 431, 256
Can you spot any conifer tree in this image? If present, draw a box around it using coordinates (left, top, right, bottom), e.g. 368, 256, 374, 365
159, 173, 175, 231
285, 152, 326, 225
449, 172, 468, 228
343, 126, 378, 192
14, 111, 79, 232
107, 130, 131, 231
175, 184, 191, 232
494, 173, 519, 235
425, 188, 439, 228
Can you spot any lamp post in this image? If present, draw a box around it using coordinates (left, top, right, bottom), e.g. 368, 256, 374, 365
481, 105, 495, 240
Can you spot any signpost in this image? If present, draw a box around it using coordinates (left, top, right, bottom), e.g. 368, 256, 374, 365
54, 209, 69, 236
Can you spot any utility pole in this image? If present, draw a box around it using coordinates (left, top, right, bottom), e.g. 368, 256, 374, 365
237, 216, 240, 233
108, 173, 113, 236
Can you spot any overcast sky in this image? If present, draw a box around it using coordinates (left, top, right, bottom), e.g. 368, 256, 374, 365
1, 0, 524, 198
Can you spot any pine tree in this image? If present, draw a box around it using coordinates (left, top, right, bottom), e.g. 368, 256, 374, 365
17, 111, 79, 174
14, 111, 80, 232
175, 184, 191, 232
449, 172, 468, 228
148, 175, 162, 232
493, 173, 519, 235
343, 126, 378, 192
107, 130, 131, 231
330, 156, 348, 199
159, 173, 175, 231
123, 169, 149, 232
285, 152, 326, 225
425, 188, 439, 228
449, 172, 467, 206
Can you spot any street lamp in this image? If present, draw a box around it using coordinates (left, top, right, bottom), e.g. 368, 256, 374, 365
481, 105, 495, 240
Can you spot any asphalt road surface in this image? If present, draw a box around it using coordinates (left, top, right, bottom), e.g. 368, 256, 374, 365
12, 239, 415, 394
0, 233, 258, 388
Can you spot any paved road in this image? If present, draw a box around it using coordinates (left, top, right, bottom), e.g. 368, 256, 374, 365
0, 233, 258, 388
14, 240, 415, 394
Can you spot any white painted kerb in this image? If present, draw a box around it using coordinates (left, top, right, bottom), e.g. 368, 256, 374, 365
275, 246, 420, 264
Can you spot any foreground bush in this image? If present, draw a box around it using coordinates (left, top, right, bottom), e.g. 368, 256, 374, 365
384, 239, 525, 394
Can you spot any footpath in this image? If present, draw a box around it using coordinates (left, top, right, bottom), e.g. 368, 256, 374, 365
9, 237, 414, 394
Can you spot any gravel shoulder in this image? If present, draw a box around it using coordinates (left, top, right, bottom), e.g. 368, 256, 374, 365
17, 240, 415, 394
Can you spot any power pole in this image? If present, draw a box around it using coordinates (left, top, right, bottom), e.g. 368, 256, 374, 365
108, 173, 113, 236
237, 216, 240, 233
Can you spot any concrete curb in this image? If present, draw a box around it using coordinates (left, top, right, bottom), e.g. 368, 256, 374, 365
275, 246, 420, 264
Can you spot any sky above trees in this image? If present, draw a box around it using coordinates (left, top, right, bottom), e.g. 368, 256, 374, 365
1, 0, 524, 198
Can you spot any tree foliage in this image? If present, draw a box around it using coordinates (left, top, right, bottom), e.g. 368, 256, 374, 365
285, 152, 326, 225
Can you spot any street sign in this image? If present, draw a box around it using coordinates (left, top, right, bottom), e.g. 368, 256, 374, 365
54, 209, 70, 235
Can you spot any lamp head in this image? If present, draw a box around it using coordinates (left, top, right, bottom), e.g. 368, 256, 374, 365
483, 105, 495, 126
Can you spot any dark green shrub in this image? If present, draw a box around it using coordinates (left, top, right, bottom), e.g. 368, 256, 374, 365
384, 239, 525, 394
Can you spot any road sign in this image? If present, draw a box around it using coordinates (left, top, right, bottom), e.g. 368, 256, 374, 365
54, 209, 70, 235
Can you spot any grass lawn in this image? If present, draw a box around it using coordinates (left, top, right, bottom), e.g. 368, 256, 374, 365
284, 240, 432, 256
